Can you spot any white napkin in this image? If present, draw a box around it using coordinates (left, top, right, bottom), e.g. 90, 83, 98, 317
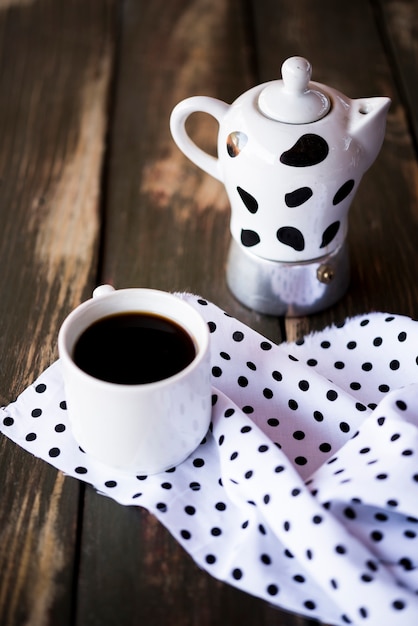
2, 294, 418, 626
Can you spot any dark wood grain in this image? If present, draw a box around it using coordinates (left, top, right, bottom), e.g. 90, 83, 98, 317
0, 1, 116, 624
380, 0, 418, 141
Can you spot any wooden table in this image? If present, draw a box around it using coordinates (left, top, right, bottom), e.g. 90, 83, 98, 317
1, 1, 417, 624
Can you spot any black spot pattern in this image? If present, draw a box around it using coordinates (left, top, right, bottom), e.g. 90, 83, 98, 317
320, 221, 340, 248
280, 134, 329, 167
277, 226, 305, 251
237, 186, 258, 214
2, 299, 418, 625
333, 179, 355, 205
241, 229, 260, 247
285, 187, 313, 208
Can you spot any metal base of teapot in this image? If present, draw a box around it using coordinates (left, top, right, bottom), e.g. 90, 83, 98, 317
226, 238, 350, 317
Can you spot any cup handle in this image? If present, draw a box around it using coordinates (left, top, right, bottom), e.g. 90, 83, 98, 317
92, 284, 115, 298
170, 96, 229, 182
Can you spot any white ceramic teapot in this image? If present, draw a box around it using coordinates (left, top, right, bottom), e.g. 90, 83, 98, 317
170, 56, 391, 315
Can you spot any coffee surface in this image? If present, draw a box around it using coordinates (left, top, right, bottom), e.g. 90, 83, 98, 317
73, 312, 196, 384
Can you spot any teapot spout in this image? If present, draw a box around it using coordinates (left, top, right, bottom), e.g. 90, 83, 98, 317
349, 96, 391, 171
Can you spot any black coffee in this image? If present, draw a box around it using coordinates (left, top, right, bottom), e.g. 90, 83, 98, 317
73, 312, 196, 384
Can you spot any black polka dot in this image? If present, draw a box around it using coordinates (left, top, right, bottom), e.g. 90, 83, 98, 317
392, 600, 406, 610
277, 226, 305, 251
75, 466, 88, 474
31, 408, 42, 418
304, 600, 316, 610
293, 430, 305, 440
241, 229, 260, 247
370, 531, 383, 542
237, 186, 258, 214
267, 418, 279, 427
49, 447, 60, 457
267, 584, 279, 596
333, 179, 355, 205
185, 505, 196, 515
293, 574, 305, 583
320, 221, 340, 248
280, 134, 329, 167
285, 186, 313, 208
25, 432, 37, 441
105, 480, 117, 488
181, 529, 191, 540
232, 331, 244, 342
205, 554, 216, 564
232, 568, 243, 580
327, 390, 338, 401
35, 383, 47, 393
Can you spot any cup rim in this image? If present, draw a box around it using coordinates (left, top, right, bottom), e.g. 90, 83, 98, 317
58, 288, 210, 390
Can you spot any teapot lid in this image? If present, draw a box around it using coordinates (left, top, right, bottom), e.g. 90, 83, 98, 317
258, 56, 330, 124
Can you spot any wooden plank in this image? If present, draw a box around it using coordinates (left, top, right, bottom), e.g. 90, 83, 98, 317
380, 0, 418, 140
251, 0, 418, 340
0, 0, 116, 623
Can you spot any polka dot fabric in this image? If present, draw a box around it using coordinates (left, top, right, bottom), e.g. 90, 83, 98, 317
2, 296, 418, 626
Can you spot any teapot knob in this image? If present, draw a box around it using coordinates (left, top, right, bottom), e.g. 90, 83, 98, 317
281, 56, 312, 95
258, 56, 330, 124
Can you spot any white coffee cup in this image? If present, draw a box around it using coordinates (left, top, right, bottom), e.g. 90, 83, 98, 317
58, 285, 211, 474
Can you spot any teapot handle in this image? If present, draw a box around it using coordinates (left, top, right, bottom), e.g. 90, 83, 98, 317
170, 96, 229, 182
